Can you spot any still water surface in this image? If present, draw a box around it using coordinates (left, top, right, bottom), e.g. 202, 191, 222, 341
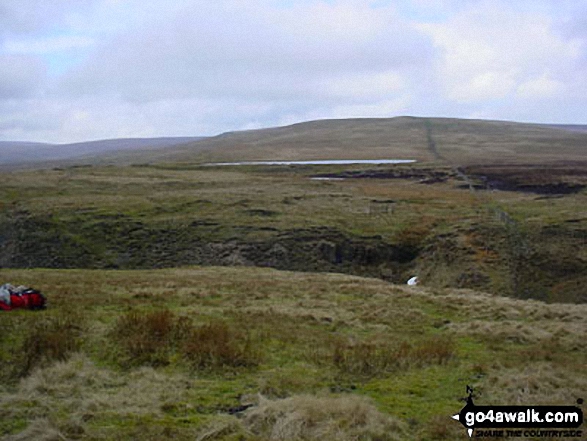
205, 159, 416, 166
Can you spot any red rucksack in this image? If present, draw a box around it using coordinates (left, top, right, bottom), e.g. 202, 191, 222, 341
0, 288, 47, 311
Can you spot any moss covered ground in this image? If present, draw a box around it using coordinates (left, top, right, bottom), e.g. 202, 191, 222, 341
0, 267, 585, 440
1, 157, 586, 440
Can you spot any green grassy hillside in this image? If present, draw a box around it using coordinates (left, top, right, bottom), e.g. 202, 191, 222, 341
20, 117, 587, 168
109, 117, 587, 166
1, 117, 586, 440
1, 267, 585, 440
2, 160, 586, 303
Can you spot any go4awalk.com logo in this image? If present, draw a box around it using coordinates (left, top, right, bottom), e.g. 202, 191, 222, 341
451, 386, 584, 438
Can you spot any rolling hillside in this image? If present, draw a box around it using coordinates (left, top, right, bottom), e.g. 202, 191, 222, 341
133, 117, 587, 166
0, 266, 585, 440
1, 116, 586, 440
2, 117, 586, 168
0, 137, 204, 167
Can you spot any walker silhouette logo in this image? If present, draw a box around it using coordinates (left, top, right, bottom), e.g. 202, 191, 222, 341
451, 386, 584, 438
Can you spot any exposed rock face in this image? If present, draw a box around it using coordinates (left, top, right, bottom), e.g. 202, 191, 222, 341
0, 212, 417, 282
2, 210, 586, 303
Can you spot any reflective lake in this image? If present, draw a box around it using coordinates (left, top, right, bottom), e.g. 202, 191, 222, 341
205, 159, 417, 166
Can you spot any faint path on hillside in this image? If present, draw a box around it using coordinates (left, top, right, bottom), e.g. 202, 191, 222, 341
423, 118, 513, 220
424, 119, 475, 190
423, 119, 531, 298
424, 119, 444, 162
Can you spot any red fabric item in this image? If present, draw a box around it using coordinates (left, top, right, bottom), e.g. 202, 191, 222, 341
10, 294, 28, 309
0, 290, 46, 311
27, 292, 46, 309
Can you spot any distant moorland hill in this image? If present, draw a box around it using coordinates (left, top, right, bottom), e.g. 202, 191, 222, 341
86, 117, 587, 166
0, 137, 203, 167
2, 117, 586, 169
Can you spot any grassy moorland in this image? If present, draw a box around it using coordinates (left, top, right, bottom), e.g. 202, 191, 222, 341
113, 117, 587, 165
1, 159, 586, 302
0, 267, 585, 440
23, 117, 587, 168
1, 117, 587, 440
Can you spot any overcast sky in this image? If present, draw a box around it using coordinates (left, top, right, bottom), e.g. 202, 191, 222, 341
1, 0, 586, 143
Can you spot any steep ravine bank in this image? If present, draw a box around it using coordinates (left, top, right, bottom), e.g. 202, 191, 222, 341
0, 211, 417, 280
1, 211, 585, 304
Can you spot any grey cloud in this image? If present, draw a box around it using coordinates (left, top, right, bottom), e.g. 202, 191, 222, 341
0, 54, 47, 99
2, 0, 586, 144
0, 0, 95, 36
60, 2, 433, 105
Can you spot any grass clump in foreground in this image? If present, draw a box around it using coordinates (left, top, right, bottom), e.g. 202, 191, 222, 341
0, 308, 85, 380
110, 309, 186, 368
183, 320, 259, 370
242, 394, 407, 440
20, 310, 84, 376
111, 309, 259, 370
330, 335, 455, 376
0, 266, 585, 440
